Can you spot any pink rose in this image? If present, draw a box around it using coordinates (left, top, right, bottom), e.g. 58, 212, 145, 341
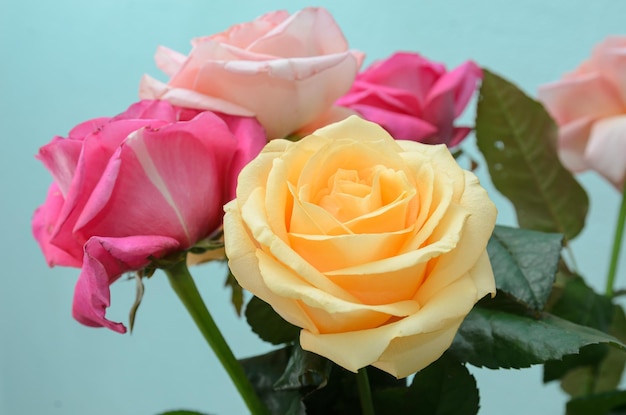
139, 7, 363, 140
331, 52, 483, 146
538, 36, 626, 190
32, 100, 266, 332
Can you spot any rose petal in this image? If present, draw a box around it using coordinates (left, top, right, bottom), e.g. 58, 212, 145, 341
249, 7, 349, 57
348, 105, 439, 143
37, 136, 83, 197
139, 74, 255, 117
72, 235, 180, 333
224, 200, 318, 332
586, 115, 626, 190
75, 112, 237, 247
299, 275, 479, 376
155, 46, 187, 77
257, 248, 420, 332
240, 187, 355, 301
416, 171, 497, 303
537, 72, 623, 125
49, 119, 165, 260
32, 183, 82, 267
191, 52, 361, 138
557, 117, 595, 172
425, 60, 482, 118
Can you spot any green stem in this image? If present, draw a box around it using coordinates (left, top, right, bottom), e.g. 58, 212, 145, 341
164, 260, 269, 415
606, 181, 626, 297
356, 368, 375, 415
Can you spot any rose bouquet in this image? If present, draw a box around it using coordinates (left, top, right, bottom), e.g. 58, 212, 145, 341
31, 7, 626, 415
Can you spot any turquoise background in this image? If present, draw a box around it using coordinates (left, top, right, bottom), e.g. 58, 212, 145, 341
2, 0, 626, 414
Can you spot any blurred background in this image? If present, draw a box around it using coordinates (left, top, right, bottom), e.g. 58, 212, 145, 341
2, 0, 626, 413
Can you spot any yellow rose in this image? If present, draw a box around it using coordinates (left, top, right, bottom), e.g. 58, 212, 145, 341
224, 116, 496, 378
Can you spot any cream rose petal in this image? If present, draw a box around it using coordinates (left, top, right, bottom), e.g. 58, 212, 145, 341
416, 171, 496, 303
224, 200, 317, 332
299, 275, 479, 376
241, 187, 354, 300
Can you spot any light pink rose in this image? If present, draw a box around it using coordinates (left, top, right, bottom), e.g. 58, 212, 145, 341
32, 100, 266, 332
538, 36, 626, 191
328, 52, 482, 146
139, 7, 363, 139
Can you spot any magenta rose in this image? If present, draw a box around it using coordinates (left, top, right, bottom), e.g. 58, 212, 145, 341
32, 100, 266, 332
331, 52, 482, 146
139, 7, 363, 139
538, 36, 626, 191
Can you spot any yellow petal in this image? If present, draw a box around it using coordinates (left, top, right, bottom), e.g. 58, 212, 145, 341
257, 249, 420, 333
416, 171, 496, 304
299, 275, 478, 376
287, 229, 411, 272
224, 201, 317, 332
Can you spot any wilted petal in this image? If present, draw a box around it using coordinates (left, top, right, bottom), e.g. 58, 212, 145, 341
72, 235, 180, 333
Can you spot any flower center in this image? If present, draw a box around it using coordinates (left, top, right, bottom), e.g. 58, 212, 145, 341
315, 166, 411, 223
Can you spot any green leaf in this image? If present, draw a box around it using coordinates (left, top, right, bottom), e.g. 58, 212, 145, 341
274, 343, 333, 392
543, 276, 614, 386
303, 365, 405, 414
450, 306, 626, 369
224, 270, 244, 316
567, 390, 626, 415
554, 306, 626, 397
488, 225, 563, 310
245, 296, 300, 345
548, 276, 613, 332
239, 347, 306, 415
475, 69, 588, 240
377, 353, 479, 415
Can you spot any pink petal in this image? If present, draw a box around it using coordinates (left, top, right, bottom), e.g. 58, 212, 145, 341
422, 61, 482, 142
139, 74, 255, 117
351, 104, 438, 142
217, 114, 267, 201
192, 52, 361, 138
337, 83, 422, 116
154, 46, 187, 77
586, 115, 626, 190
357, 52, 446, 107
32, 183, 82, 267
72, 235, 180, 332
49, 119, 166, 260
112, 100, 178, 122
36, 136, 83, 197
249, 7, 349, 57
557, 117, 594, 172
75, 112, 240, 246
202, 10, 291, 49
448, 127, 473, 148
67, 117, 110, 140
537, 73, 623, 126
595, 40, 626, 103
427, 60, 482, 117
